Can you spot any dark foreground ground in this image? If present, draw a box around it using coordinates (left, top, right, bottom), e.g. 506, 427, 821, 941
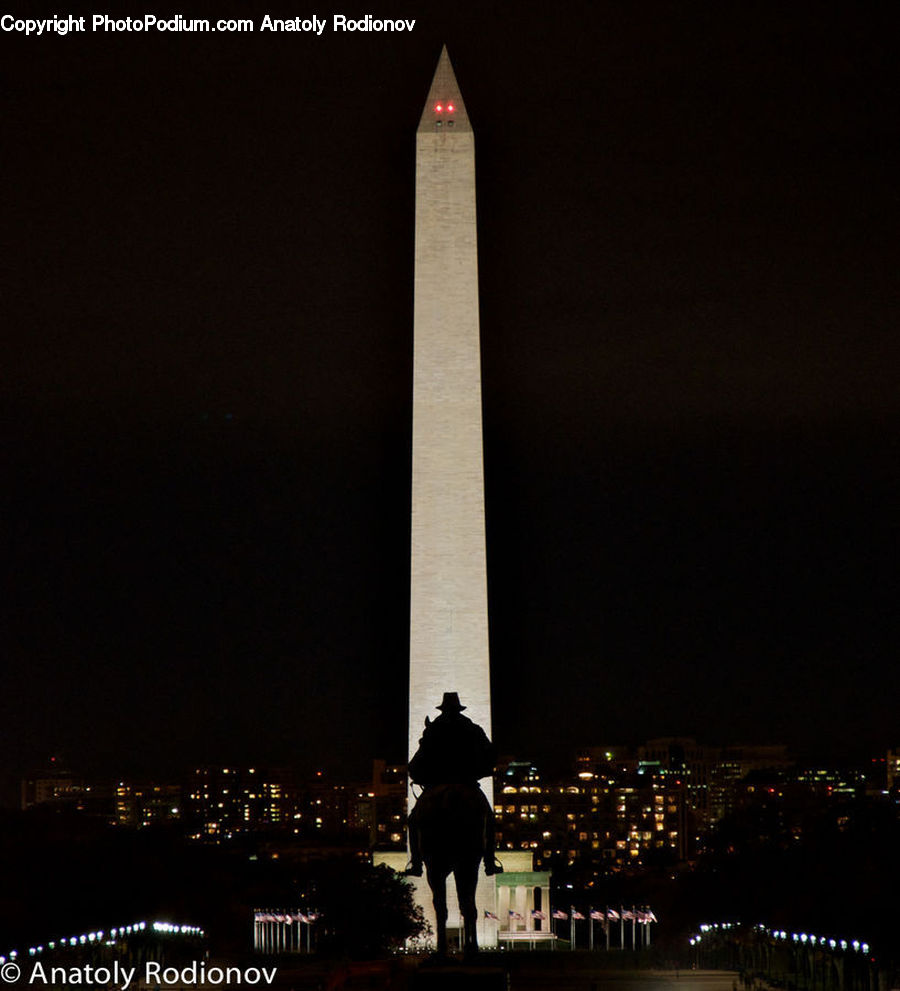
214, 958, 735, 991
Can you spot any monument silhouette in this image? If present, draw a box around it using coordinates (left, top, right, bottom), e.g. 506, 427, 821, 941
406, 48, 499, 946
373, 46, 509, 955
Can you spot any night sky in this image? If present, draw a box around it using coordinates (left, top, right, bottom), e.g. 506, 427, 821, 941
2, 2, 898, 792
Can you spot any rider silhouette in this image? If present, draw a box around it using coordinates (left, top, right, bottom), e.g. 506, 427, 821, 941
405, 692, 503, 877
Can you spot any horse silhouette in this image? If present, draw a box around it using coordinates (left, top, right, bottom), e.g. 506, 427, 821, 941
414, 782, 488, 957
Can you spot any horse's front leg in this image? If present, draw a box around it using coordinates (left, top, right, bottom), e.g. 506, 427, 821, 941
457, 865, 480, 957
428, 868, 448, 959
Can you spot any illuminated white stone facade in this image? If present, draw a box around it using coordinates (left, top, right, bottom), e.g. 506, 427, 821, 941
407, 47, 497, 944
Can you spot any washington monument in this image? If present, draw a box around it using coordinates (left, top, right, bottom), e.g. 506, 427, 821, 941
407, 47, 498, 941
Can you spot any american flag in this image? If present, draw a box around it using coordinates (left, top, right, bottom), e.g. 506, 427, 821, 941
571, 909, 585, 920
590, 910, 604, 920
483, 910, 499, 920
531, 910, 546, 920
508, 910, 524, 921
552, 909, 568, 920
607, 909, 620, 921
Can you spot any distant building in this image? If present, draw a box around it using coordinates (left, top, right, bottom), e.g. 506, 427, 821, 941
706, 743, 792, 824
494, 754, 690, 874
182, 764, 394, 848
21, 767, 86, 809
115, 781, 182, 828
490, 739, 805, 875
21, 762, 112, 817
352, 760, 406, 849
185, 765, 300, 841
886, 748, 900, 793
794, 764, 865, 798
637, 737, 717, 833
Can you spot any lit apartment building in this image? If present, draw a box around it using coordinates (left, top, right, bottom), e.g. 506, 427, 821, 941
185, 765, 299, 841
115, 781, 182, 827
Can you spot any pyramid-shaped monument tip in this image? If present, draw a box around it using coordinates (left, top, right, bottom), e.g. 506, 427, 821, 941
418, 46, 470, 132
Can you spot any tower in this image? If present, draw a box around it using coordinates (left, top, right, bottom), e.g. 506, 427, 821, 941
408, 46, 497, 943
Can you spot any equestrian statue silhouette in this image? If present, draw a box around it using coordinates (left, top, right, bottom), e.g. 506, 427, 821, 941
405, 692, 502, 957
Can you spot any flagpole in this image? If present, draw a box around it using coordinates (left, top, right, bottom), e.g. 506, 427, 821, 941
589, 910, 594, 952
620, 906, 624, 950
632, 905, 636, 951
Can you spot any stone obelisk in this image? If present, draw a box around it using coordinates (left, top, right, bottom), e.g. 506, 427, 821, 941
408, 47, 497, 944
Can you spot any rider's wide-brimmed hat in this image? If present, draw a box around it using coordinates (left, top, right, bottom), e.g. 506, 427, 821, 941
436, 691, 466, 712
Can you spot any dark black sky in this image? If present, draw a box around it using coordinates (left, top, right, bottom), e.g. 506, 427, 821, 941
2, 2, 898, 789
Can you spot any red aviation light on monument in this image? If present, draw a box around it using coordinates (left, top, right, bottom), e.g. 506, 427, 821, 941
435, 103, 443, 112
447, 103, 455, 113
